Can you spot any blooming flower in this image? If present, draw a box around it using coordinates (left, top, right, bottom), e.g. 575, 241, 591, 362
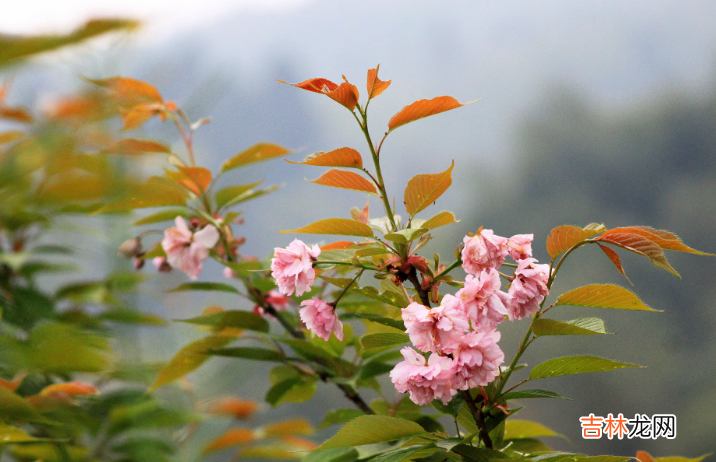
507, 234, 533, 261
461, 229, 509, 274
402, 297, 469, 354
299, 298, 343, 341
507, 258, 550, 320
162, 217, 219, 280
390, 347, 456, 405
271, 239, 321, 296
457, 268, 509, 329
451, 330, 505, 390
254, 290, 291, 317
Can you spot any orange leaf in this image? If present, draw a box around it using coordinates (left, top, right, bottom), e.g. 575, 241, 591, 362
310, 169, 377, 195
120, 103, 164, 130
637, 452, 655, 462
222, 142, 291, 172
287, 147, 363, 169
555, 284, 658, 311
388, 96, 464, 131
422, 211, 459, 230
546, 223, 606, 260
404, 161, 454, 216
350, 199, 370, 224
203, 428, 254, 454
39, 381, 98, 399
367, 66, 391, 99
321, 241, 355, 251
87, 76, 163, 106
101, 139, 170, 155
264, 418, 314, 436
597, 243, 631, 284
0, 131, 24, 145
602, 226, 714, 256
0, 107, 32, 123
281, 435, 318, 450
279, 77, 338, 93
206, 397, 258, 419
596, 232, 680, 278
178, 166, 212, 192
326, 81, 359, 110
281, 218, 374, 237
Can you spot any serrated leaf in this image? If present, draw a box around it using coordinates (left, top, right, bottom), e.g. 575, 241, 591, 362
555, 284, 659, 311
422, 211, 459, 230
503, 420, 562, 440
317, 415, 426, 450
603, 226, 714, 256
168, 282, 239, 294
501, 389, 570, 401
654, 456, 711, 462
360, 333, 409, 350
384, 228, 428, 244
150, 334, 235, 391
310, 169, 378, 195
101, 138, 170, 155
87, 76, 163, 104
529, 356, 642, 380
215, 181, 262, 208
367, 66, 391, 99
372, 445, 432, 462
208, 347, 285, 362
287, 147, 363, 168
179, 310, 269, 332
597, 243, 631, 284
282, 218, 374, 237
326, 81, 360, 110
388, 96, 465, 131
221, 143, 291, 172
304, 447, 359, 462
596, 232, 680, 278
404, 161, 454, 216
532, 318, 608, 336
546, 224, 606, 260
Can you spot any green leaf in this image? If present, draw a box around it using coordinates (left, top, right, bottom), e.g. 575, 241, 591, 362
404, 161, 454, 216
529, 356, 642, 380
133, 209, 189, 225
554, 284, 659, 311
179, 310, 269, 332
221, 143, 291, 172
422, 211, 459, 230
317, 415, 426, 450
28, 323, 110, 373
99, 308, 165, 325
150, 334, 235, 391
353, 314, 405, 330
384, 228, 428, 244
304, 448, 359, 462
371, 445, 433, 462
319, 409, 365, 429
655, 456, 711, 462
0, 388, 51, 424
503, 420, 563, 440
501, 389, 570, 401
504, 438, 552, 454
431, 393, 466, 418
457, 403, 478, 434
531, 317, 609, 336
265, 377, 317, 406
0, 424, 42, 443
450, 446, 508, 462
168, 282, 239, 294
214, 181, 262, 208
360, 333, 409, 350
208, 347, 285, 362
281, 218, 374, 237
0, 19, 139, 67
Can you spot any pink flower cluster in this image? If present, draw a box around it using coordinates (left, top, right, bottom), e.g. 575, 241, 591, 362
391, 229, 550, 405
161, 217, 219, 279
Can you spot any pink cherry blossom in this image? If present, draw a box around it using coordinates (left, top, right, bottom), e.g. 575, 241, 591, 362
461, 229, 509, 274
162, 217, 219, 280
401, 297, 469, 354
451, 330, 505, 390
507, 258, 550, 320
299, 298, 343, 341
390, 347, 457, 405
271, 239, 321, 296
507, 234, 533, 261
456, 268, 509, 329
254, 290, 290, 317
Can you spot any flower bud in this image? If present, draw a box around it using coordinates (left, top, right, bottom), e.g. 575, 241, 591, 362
118, 238, 142, 258
133, 257, 145, 270
153, 256, 172, 273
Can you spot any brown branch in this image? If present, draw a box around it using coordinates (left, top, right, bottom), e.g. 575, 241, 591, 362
461, 390, 493, 449
405, 267, 431, 307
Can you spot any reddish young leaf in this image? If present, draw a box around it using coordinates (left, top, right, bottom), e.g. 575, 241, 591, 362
222, 143, 291, 172
278, 77, 339, 93
177, 166, 212, 193
205, 397, 258, 419
596, 232, 680, 278
602, 226, 714, 256
120, 103, 164, 130
310, 169, 378, 195
0, 107, 33, 123
422, 211, 459, 230
287, 147, 363, 169
404, 161, 454, 216
39, 381, 98, 399
350, 199, 370, 224
546, 223, 606, 260
281, 218, 374, 237
0, 131, 23, 145
388, 96, 464, 131
326, 81, 360, 111
87, 76, 164, 106
203, 428, 254, 454
366, 66, 391, 99
555, 284, 657, 311
321, 241, 355, 251
101, 139, 170, 155
597, 243, 631, 284
637, 452, 655, 462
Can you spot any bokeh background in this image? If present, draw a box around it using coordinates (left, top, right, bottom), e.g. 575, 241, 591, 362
3, 1, 716, 459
